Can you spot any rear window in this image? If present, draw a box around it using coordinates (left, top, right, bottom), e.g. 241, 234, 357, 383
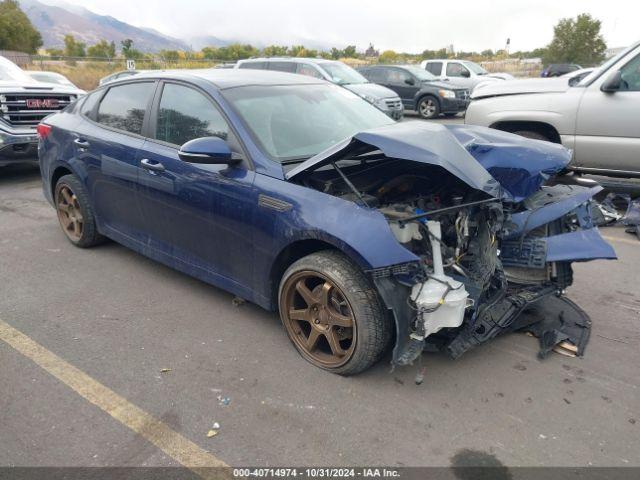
96, 82, 154, 135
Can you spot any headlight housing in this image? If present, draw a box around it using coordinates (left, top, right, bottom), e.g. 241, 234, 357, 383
359, 94, 389, 110
438, 89, 456, 99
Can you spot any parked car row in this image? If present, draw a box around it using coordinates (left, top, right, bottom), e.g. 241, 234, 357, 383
357, 65, 470, 119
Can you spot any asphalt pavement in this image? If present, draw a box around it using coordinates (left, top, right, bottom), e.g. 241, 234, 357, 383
1, 126, 639, 470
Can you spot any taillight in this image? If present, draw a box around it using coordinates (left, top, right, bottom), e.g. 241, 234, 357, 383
36, 123, 52, 139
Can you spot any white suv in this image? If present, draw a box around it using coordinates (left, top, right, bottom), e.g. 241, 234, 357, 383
465, 42, 640, 177
420, 59, 513, 90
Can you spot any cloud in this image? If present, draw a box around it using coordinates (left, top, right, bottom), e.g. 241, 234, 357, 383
45, 0, 638, 52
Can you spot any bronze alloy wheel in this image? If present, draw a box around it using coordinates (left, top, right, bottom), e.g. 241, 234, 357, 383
280, 271, 357, 368
55, 183, 84, 242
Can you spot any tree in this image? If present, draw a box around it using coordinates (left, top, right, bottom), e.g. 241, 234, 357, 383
379, 50, 399, 63
342, 45, 357, 58
543, 13, 606, 66
120, 38, 143, 59
87, 40, 115, 59
0, 0, 42, 53
262, 45, 288, 57
63, 34, 86, 57
46, 48, 64, 57
159, 49, 181, 61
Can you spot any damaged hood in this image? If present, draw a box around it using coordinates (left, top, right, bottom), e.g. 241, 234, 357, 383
286, 121, 571, 202
471, 77, 571, 99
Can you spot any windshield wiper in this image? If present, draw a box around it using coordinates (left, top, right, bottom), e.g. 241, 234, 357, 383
281, 156, 311, 165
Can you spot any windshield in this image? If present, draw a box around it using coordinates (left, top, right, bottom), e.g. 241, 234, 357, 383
463, 61, 488, 75
224, 84, 395, 163
0, 58, 34, 83
320, 62, 368, 85
402, 66, 437, 81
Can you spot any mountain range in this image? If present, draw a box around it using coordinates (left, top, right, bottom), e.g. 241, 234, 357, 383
19, 0, 232, 52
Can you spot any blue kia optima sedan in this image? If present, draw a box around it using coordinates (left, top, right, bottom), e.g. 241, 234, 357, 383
38, 70, 615, 375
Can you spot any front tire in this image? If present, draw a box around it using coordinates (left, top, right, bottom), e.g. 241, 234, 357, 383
417, 95, 440, 119
278, 251, 391, 375
54, 174, 104, 248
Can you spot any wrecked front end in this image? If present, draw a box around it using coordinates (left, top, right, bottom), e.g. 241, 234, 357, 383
287, 122, 616, 367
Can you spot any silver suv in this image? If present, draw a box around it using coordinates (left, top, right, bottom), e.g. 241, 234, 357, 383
465, 42, 640, 177
235, 58, 403, 120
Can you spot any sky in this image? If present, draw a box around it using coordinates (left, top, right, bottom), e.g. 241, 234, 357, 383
46, 0, 638, 53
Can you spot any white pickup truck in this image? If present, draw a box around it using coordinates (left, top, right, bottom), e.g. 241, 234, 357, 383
0, 56, 84, 167
465, 42, 640, 178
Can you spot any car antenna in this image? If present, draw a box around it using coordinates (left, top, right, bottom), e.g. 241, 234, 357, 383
330, 160, 369, 207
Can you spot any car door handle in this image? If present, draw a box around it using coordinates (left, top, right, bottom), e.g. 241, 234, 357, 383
74, 138, 90, 149
140, 158, 165, 172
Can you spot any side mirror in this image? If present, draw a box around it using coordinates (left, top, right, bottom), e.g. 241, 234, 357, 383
178, 136, 238, 165
404, 77, 415, 86
460, 69, 471, 78
601, 70, 622, 93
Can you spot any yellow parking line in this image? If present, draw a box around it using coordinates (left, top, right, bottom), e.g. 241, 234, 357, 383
602, 235, 639, 246
0, 319, 228, 478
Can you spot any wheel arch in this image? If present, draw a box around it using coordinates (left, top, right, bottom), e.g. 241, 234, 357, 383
415, 92, 440, 110
50, 165, 74, 197
268, 238, 369, 310
490, 120, 562, 144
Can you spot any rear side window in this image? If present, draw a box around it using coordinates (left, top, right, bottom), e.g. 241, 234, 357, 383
362, 68, 386, 83
268, 62, 296, 73
155, 83, 229, 146
239, 62, 266, 70
296, 63, 323, 79
425, 62, 442, 75
80, 90, 102, 117
96, 82, 154, 135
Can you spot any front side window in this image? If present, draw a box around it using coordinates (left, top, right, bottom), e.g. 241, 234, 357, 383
155, 83, 229, 146
425, 62, 442, 76
446, 62, 469, 77
387, 68, 412, 84
96, 82, 154, 135
620, 54, 640, 91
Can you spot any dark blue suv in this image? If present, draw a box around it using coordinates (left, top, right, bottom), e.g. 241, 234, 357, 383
37, 69, 615, 375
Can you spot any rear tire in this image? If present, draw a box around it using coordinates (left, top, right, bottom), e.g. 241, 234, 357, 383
278, 251, 391, 375
54, 174, 104, 248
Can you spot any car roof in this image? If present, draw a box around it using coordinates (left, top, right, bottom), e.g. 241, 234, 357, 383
239, 57, 335, 65
123, 68, 327, 89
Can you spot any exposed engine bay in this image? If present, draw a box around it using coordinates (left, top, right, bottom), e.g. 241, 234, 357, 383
291, 148, 615, 366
